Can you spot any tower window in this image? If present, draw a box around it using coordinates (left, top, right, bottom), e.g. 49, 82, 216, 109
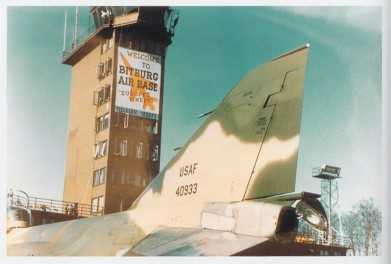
96, 113, 110, 132
136, 142, 144, 159
94, 140, 107, 159
113, 138, 128, 157
121, 139, 128, 156
101, 38, 113, 54
91, 195, 104, 214
153, 121, 159, 134
97, 57, 112, 79
152, 145, 159, 162
104, 57, 112, 76
120, 170, 126, 185
97, 63, 104, 79
93, 167, 106, 186
93, 85, 111, 106
123, 113, 129, 128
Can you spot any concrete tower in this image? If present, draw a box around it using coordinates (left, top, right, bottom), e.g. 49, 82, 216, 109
62, 6, 178, 215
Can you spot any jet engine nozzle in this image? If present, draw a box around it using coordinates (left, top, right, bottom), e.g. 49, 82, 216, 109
294, 200, 328, 232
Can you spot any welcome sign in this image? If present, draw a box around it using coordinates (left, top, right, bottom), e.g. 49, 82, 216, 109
115, 47, 162, 120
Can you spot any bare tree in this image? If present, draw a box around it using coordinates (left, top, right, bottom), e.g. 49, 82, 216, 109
341, 198, 381, 256
342, 209, 361, 255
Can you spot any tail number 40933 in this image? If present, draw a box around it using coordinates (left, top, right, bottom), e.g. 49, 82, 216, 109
176, 183, 198, 197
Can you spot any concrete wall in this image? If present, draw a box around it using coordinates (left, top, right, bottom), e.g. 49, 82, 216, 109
63, 32, 114, 207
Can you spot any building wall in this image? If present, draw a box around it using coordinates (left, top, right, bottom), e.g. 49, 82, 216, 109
63, 34, 115, 207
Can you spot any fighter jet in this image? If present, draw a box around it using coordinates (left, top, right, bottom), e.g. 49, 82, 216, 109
7, 44, 344, 256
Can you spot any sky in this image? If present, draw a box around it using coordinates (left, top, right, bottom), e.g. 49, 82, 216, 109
6, 6, 383, 213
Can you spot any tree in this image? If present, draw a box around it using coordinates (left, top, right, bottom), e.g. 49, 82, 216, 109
341, 198, 382, 256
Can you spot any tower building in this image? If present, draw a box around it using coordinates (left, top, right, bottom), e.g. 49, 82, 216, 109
62, 7, 178, 215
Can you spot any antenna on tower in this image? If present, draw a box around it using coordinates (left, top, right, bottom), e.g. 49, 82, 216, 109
73, 7, 79, 49
62, 10, 68, 53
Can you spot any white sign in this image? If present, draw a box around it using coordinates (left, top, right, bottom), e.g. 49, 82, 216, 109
115, 47, 162, 120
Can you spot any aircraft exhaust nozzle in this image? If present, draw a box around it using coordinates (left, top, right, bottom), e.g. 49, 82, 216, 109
293, 199, 328, 232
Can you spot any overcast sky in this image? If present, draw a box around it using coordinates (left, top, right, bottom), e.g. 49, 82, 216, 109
6, 6, 382, 213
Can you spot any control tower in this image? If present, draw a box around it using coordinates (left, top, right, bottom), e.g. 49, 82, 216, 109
62, 7, 178, 215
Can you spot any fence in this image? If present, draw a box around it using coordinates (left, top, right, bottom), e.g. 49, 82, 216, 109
7, 192, 103, 218
294, 231, 352, 248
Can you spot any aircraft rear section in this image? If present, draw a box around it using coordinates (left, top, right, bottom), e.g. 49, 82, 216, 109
129, 192, 348, 256
128, 45, 310, 231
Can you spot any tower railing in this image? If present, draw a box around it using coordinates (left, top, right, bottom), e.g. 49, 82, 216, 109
62, 22, 110, 60
7, 192, 102, 218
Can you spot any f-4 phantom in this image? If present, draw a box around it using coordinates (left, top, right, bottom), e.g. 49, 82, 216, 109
7, 44, 350, 256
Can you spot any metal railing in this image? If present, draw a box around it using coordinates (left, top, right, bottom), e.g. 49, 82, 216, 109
7, 192, 102, 218
294, 231, 352, 248
62, 22, 110, 60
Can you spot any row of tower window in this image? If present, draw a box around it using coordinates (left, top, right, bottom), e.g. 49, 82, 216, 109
96, 112, 159, 135
112, 139, 159, 161
113, 112, 159, 134
93, 138, 159, 162
92, 37, 116, 210
92, 195, 130, 214
92, 166, 150, 188
111, 169, 150, 187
